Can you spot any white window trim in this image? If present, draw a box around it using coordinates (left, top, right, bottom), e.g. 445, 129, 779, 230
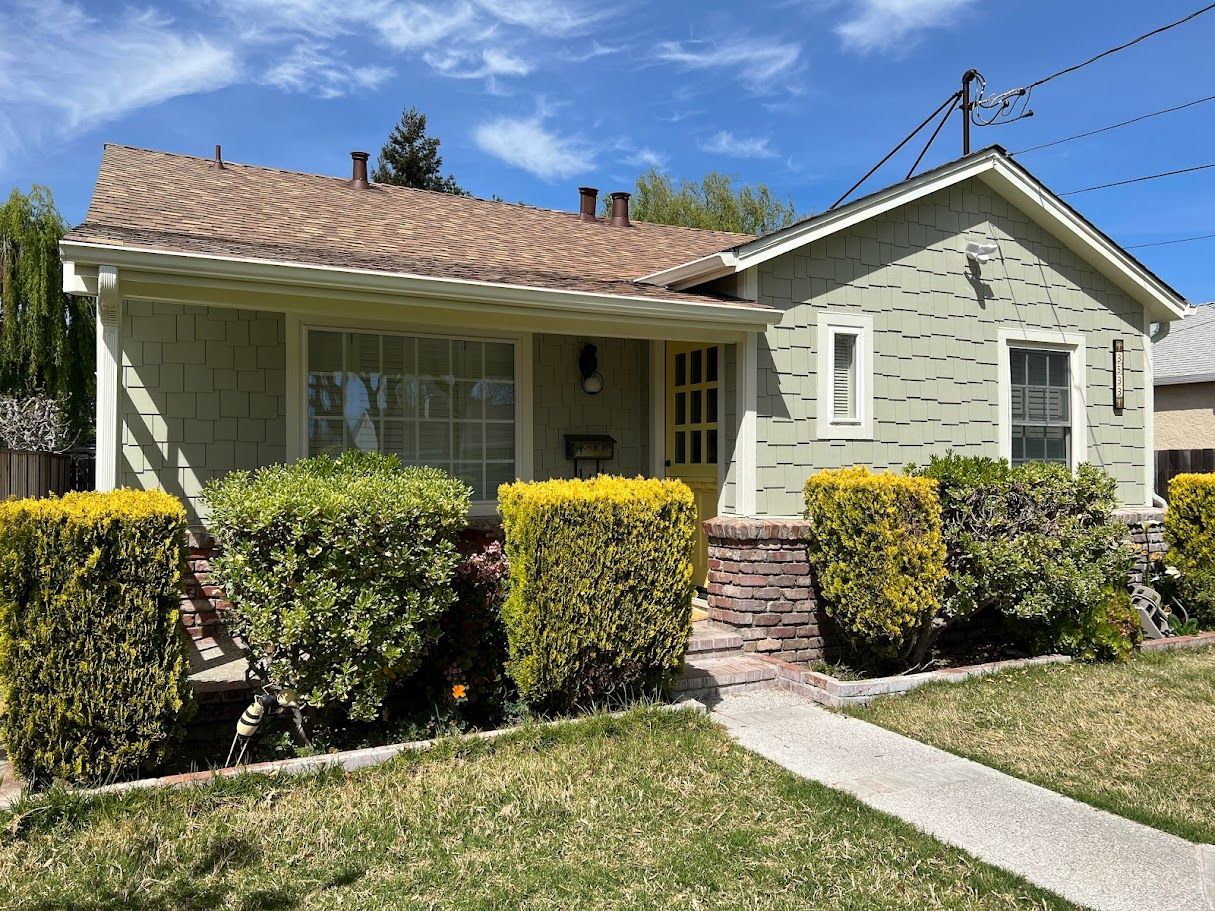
816, 311, 874, 440
288, 315, 532, 516
997, 328, 1087, 471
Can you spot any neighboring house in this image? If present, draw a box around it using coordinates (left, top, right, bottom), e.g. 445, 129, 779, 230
62, 143, 1189, 584
1153, 302, 1215, 450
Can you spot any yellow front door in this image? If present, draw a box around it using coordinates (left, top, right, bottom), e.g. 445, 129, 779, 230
666, 342, 721, 589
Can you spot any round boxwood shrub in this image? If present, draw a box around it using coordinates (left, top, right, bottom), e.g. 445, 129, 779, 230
203, 451, 470, 722
1165, 473, 1215, 628
0, 489, 192, 785
498, 476, 696, 713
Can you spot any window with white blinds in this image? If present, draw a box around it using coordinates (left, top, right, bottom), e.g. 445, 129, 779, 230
816, 312, 873, 440
305, 328, 516, 500
1009, 347, 1071, 466
831, 332, 858, 421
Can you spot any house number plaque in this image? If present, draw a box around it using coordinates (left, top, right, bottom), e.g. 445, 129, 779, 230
1113, 339, 1125, 410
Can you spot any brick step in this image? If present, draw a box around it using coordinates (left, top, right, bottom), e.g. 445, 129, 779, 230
674, 653, 777, 701
687, 621, 746, 657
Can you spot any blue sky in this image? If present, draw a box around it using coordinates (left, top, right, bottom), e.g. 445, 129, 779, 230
1, 0, 1212, 300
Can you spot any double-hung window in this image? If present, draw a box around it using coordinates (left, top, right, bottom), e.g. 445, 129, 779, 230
306, 328, 516, 500
1009, 347, 1071, 466
816, 312, 874, 439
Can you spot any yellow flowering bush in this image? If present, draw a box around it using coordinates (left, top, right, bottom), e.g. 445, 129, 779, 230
498, 476, 696, 711
0, 489, 192, 785
803, 467, 946, 667
1165, 473, 1215, 627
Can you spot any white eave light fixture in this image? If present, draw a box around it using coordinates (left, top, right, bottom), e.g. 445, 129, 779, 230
965, 241, 999, 265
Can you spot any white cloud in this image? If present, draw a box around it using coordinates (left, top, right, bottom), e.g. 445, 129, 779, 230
701, 131, 776, 159
625, 146, 667, 169
470, 0, 603, 35
0, 1, 236, 162
654, 35, 802, 91
423, 47, 534, 80
474, 115, 592, 179
264, 43, 391, 97
836, 0, 970, 54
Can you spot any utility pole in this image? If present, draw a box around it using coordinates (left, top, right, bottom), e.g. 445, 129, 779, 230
961, 69, 980, 155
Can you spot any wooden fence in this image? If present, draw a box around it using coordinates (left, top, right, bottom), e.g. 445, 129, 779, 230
0, 450, 73, 499
1155, 448, 1215, 500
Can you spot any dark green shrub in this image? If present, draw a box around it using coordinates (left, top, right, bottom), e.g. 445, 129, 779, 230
910, 453, 1136, 660
0, 490, 191, 785
1041, 587, 1141, 661
203, 451, 470, 722
1165, 473, 1215, 627
498, 476, 696, 712
802, 467, 947, 666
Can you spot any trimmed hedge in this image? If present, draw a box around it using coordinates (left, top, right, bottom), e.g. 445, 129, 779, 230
0, 490, 191, 785
803, 467, 946, 665
1165, 473, 1215, 627
498, 476, 696, 712
203, 451, 470, 722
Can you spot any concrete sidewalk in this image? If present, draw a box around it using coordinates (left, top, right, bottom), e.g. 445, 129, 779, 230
714, 689, 1215, 911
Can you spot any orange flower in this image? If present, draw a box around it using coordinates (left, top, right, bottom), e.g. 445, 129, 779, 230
451, 684, 467, 701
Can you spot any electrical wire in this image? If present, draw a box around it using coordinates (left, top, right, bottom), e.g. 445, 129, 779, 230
907, 93, 961, 179
1060, 162, 1215, 196
1027, 2, 1215, 89
830, 92, 962, 210
1013, 92, 1215, 155
1126, 232, 1215, 249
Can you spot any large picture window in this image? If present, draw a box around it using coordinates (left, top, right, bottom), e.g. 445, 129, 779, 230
306, 329, 516, 500
1009, 347, 1070, 466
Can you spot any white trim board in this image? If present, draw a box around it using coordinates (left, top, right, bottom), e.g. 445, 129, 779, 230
640, 148, 1188, 323
996, 328, 1088, 472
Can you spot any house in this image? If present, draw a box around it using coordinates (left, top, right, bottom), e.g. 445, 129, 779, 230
1152, 302, 1215, 494
62, 144, 1189, 593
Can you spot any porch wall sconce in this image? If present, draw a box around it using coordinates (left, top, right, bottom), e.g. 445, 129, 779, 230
579, 343, 604, 396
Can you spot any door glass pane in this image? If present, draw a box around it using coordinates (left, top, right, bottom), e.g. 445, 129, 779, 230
675, 391, 686, 426
691, 430, 702, 464
707, 429, 718, 464
675, 431, 686, 464
675, 352, 686, 386
690, 349, 703, 384
706, 387, 718, 423
690, 390, 702, 425
707, 346, 718, 382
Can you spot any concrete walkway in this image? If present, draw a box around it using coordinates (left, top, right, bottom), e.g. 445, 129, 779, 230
714, 689, 1215, 911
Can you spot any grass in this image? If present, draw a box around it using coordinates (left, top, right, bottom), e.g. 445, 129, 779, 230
0, 708, 1076, 911
855, 647, 1215, 843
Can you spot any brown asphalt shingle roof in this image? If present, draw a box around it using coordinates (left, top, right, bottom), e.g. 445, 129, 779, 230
66, 145, 762, 308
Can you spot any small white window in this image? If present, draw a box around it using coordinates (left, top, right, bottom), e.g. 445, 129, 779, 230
817, 312, 874, 440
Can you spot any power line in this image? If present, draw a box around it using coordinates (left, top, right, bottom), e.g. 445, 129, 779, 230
1013, 92, 1215, 155
1061, 162, 1215, 196
1018, 95, 1215, 154
830, 91, 962, 209
1027, 2, 1215, 89
1126, 232, 1215, 249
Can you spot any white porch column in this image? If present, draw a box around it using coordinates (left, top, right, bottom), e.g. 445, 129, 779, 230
736, 331, 758, 516
95, 265, 121, 491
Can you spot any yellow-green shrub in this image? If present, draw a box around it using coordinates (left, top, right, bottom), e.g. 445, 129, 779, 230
498, 476, 696, 711
1165, 473, 1215, 626
0, 490, 192, 785
803, 467, 946, 665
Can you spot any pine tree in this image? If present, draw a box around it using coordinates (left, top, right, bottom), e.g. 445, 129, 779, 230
372, 107, 467, 195
0, 187, 93, 435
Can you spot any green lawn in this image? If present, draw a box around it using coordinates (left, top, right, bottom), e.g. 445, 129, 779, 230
856, 647, 1215, 843
0, 708, 1074, 911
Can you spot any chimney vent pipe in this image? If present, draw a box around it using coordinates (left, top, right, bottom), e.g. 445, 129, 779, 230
578, 186, 598, 222
349, 151, 370, 189
212, 144, 224, 170
609, 191, 631, 227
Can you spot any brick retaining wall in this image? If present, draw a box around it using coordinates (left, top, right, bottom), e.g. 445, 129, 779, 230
704, 517, 833, 664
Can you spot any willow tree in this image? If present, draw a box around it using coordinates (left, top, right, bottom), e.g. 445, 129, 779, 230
0, 187, 93, 435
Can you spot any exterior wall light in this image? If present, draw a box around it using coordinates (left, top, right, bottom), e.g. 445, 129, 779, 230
965, 241, 999, 265
579, 343, 604, 395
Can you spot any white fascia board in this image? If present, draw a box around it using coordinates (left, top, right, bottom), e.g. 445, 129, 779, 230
1154, 372, 1215, 386
637, 252, 739, 290
59, 240, 781, 331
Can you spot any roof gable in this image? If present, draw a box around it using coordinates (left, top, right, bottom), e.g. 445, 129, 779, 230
643, 147, 1188, 322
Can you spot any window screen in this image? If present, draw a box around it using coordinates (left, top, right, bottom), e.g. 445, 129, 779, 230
1009, 347, 1070, 466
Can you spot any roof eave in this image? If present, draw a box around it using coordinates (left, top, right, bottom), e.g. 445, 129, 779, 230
60, 240, 782, 330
